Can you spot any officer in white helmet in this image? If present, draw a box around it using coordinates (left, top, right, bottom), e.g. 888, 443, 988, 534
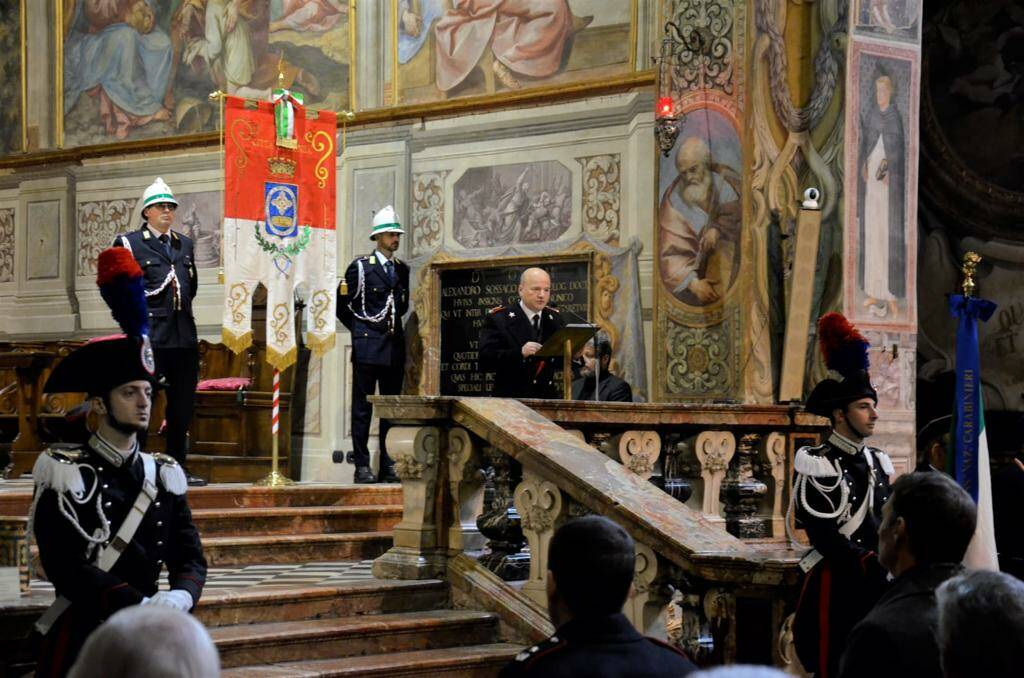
336, 206, 409, 483
113, 178, 205, 486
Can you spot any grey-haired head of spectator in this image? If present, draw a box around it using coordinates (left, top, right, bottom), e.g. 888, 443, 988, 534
547, 516, 635, 627
936, 570, 1024, 678
693, 665, 790, 678
67, 605, 220, 678
877, 471, 977, 576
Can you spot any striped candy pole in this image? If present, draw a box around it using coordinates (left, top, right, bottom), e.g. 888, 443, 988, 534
256, 367, 292, 487
272, 368, 280, 436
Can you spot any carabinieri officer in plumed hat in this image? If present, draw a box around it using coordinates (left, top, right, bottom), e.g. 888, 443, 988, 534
336, 206, 410, 484
790, 313, 894, 678
30, 247, 206, 677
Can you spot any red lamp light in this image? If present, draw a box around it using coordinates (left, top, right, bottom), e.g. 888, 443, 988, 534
657, 96, 675, 119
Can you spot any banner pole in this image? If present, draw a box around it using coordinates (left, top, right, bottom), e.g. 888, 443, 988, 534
256, 367, 293, 487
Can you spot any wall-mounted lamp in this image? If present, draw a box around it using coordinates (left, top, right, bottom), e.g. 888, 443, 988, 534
654, 21, 712, 157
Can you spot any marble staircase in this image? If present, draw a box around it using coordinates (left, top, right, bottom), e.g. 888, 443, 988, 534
0, 483, 523, 677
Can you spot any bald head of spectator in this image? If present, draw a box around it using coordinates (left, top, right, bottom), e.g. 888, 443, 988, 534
68, 605, 220, 678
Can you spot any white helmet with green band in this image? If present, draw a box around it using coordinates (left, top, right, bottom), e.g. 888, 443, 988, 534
141, 177, 178, 211
370, 205, 404, 240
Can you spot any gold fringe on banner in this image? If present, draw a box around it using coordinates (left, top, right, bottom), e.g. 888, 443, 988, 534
221, 328, 253, 354
306, 332, 336, 358
266, 345, 298, 372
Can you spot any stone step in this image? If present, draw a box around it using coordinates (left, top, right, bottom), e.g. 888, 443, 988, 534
211, 610, 501, 669
192, 505, 402, 537
203, 532, 393, 567
186, 455, 289, 484
221, 643, 522, 677
197, 580, 450, 627
0, 483, 403, 515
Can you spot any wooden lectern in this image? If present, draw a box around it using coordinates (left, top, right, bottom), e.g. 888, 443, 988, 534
535, 324, 598, 399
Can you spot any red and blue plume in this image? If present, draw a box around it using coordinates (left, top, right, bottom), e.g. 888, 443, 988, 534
817, 312, 870, 377
96, 247, 149, 338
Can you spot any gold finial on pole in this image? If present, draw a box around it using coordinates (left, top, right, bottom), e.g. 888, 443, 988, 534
277, 55, 286, 88
960, 251, 981, 298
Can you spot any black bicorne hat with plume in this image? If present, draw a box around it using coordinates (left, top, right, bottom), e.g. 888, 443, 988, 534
804, 313, 877, 418
45, 248, 157, 396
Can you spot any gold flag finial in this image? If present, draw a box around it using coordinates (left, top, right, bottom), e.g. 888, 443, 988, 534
277, 55, 286, 88
960, 251, 981, 298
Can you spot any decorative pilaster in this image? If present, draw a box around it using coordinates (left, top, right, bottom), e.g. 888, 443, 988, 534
694, 430, 736, 523
447, 427, 485, 552
721, 433, 769, 538
513, 469, 568, 606
372, 426, 445, 579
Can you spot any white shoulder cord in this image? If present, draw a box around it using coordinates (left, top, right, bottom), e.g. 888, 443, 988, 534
27, 464, 112, 562
119, 233, 181, 309
348, 258, 396, 331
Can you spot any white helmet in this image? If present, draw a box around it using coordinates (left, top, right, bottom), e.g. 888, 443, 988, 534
141, 177, 178, 211
369, 205, 404, 240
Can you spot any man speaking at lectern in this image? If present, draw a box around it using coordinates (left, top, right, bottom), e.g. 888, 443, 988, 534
480, 267, 565, 399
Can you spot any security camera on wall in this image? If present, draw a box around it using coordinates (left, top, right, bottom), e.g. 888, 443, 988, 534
802, 187, 821, 211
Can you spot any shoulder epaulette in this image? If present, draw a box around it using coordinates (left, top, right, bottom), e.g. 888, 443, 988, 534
151, 452, 179, 466
33, 446, 88, 496
794, 444, 839, 478
512, 634, 566, 665
869, 447, 895, 476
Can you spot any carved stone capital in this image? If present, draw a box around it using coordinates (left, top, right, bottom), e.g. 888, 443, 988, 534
448, 427, 485, 552
625, 542, 672, 637
619, 430, 661, 480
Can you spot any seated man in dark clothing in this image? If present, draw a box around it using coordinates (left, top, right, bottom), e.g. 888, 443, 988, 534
936, 570, 1024, 678
499, 516, 696, 677
837, 472, 977, 678
572, 336, 633, 402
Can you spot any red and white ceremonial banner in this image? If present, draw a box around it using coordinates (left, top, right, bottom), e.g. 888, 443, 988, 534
222, 95, 338, 370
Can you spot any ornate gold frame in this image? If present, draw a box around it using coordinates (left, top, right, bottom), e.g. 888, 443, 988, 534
18, 0, 26, 152
51, 0, 358, 154
390, 0, 640, 109
411, 250, 595, 396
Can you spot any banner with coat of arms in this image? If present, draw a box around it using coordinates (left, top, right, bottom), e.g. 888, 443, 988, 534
222, 95, 338, 370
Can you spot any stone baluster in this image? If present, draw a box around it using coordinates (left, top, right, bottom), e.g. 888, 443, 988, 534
625, 542, 672, 638
447, 427, 486, 552
513, 468, 568, 606
759, 432, 788, 539
476, 446, 529, 580
721, 433, 770, 538
372, 426, 445, 579
693, 431, 736, 524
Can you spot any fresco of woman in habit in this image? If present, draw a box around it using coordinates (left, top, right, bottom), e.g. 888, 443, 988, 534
658, 108, 743, 307
62, 0, 349, 147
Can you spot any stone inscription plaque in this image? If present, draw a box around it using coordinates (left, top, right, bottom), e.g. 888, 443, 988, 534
439, 260, 590, 396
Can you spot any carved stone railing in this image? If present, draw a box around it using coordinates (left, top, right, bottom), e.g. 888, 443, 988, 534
370, 396, 813, 665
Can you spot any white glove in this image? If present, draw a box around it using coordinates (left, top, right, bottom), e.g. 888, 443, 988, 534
144, 589, 194, 611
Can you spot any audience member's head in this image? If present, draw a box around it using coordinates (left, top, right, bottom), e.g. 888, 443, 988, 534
579, 334, 613, 377
937, 570, 1024, 678
68, 605, 220, 678
546, 516, 635, 627
877, 471, 976, 576
693, 666, 789, 678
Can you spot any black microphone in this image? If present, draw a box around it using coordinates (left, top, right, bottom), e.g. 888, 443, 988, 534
546, 301, 599, 329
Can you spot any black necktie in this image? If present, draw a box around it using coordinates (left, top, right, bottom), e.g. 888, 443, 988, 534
532, 314, 541, 340
159, 233, 171, 257
385, 259, 396, 285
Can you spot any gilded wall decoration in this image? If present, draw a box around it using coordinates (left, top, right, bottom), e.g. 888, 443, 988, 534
668, 0, 736, 96
0, 208, 14, 283
60, 1, 352, 148
453, 160, 572, 248
664, 312, 737, 397
393, 0, 638, 106
78, 198, 137, 276
576, 154, 621, 245
411, 169, 448, 255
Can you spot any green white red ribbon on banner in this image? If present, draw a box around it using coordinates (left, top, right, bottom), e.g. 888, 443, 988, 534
272, 88, 305, 147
